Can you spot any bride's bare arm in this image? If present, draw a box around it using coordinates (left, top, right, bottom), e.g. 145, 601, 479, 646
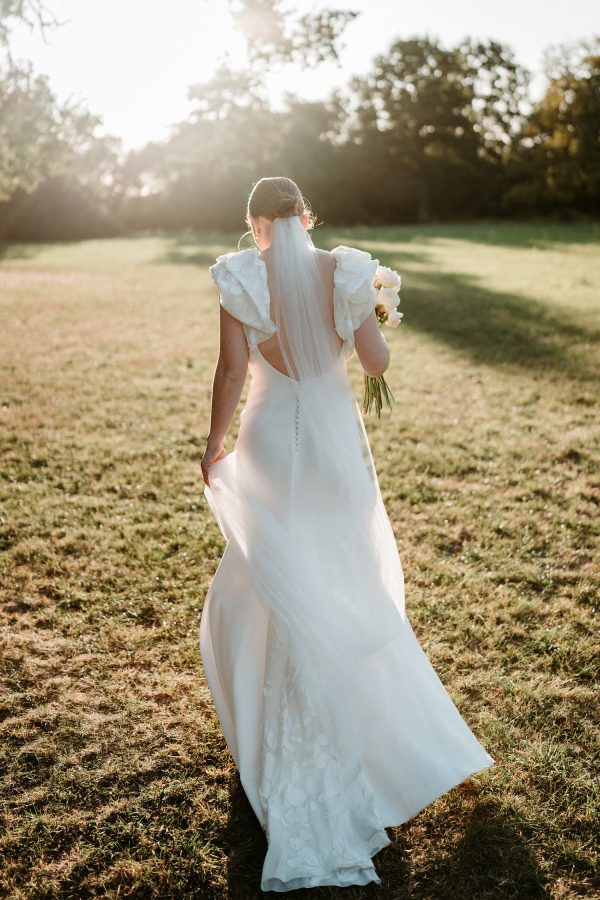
201, 306, 248, 485
354, 311, 390, 377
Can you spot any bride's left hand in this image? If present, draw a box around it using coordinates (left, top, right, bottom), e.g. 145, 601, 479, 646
201, 441, 226, 487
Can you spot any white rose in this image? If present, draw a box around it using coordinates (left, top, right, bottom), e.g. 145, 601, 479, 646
386, 309, 403, 327
375, 265, 401, 291
378, 287, 400, 313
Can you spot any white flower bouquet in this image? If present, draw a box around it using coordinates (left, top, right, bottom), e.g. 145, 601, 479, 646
362, 264, 403, 417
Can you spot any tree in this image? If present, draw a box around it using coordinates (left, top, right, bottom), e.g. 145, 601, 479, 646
337, 36, 529, 222
508, 39, 600, 213
229, 0, 357, 68
0, 0, 64, 65
0, 61, 123, 238
0, 61, 121, 200
456, 38, 529, 165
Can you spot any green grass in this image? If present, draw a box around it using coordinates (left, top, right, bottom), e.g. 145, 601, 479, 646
0, 221, 598, 899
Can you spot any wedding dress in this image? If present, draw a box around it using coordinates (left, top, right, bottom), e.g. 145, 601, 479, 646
200, 220, 494, 892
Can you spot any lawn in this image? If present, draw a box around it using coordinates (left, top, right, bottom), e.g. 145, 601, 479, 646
0, 221, 598, 899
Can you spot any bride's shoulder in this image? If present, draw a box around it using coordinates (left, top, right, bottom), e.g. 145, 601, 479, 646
209, 247, 265, 299
208, 246, 275, 341
210, 246, 259, 275
329, 245, 379, 294
330, 244, 377, 267
315, 245, 376, 275
328, 245, 380, 346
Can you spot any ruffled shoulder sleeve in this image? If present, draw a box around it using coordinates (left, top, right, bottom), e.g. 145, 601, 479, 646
209, 248, 276, 350
330, 245, 379, 355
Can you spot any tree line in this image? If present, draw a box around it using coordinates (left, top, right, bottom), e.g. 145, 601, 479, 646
0, 0, 598, 240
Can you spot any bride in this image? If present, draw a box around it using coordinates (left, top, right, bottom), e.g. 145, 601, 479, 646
199, 176, 494, 892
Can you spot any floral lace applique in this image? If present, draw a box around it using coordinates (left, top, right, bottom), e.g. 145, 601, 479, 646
257, 621, 389, 889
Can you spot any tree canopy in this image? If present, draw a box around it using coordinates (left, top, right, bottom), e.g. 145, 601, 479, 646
0, 4, 597, 240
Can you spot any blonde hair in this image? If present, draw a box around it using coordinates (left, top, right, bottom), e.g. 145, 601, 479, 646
239, 176, 317, 248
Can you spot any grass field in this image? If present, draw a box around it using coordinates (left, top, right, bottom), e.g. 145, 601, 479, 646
1, 221, 598, 899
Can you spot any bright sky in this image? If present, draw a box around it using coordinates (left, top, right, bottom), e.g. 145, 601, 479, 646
9, 0, 599, 151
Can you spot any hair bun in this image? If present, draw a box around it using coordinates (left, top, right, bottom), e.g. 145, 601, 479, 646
246, 177, 315, 231
274, 196, 299, 218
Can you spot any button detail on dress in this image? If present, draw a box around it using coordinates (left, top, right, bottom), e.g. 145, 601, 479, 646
294, 395, 300, 451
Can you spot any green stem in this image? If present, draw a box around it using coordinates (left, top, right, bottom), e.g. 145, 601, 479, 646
362, 373, 394, 417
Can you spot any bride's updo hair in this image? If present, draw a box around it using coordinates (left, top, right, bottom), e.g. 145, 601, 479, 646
245, 176, 316, 230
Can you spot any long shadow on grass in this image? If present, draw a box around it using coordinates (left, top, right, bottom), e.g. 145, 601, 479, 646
326, 239, 598, 382
402, 268, 599, 383
0, 241, 43, 261
318, 230, 599, 382
224, 776, 266, 898
418, 221, 599, 250
415, 800, 549, 899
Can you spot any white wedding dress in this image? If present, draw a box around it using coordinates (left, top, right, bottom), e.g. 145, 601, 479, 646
200, 241, 494, 892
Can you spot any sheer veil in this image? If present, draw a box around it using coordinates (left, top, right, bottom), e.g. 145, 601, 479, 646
257, 214, 405, 660
267, 214, 340, 381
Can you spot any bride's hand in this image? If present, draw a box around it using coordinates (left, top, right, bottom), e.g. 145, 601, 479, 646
201, 441, 226, 486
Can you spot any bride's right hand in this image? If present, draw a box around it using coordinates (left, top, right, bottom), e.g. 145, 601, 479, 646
201, 441, 226, 487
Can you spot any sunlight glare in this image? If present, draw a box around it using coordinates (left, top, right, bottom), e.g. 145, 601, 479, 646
8, 0, 247, 149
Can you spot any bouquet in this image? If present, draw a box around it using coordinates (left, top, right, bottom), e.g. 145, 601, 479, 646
362, 264, 403, 417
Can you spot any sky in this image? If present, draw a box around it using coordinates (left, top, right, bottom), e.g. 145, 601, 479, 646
8, 0, 599, 152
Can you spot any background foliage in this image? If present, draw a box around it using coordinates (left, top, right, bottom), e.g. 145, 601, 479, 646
0, 2, 598, 240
